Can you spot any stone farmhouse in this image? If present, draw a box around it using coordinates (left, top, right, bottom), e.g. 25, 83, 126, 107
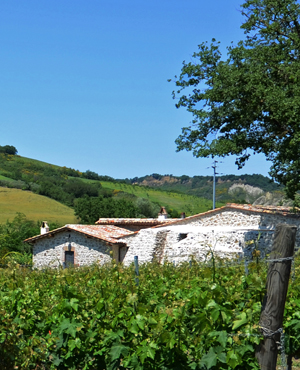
25, 224, 132, 269
25, 204, 300, 269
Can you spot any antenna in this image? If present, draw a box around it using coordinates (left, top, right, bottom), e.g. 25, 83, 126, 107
207, 160, 223, 210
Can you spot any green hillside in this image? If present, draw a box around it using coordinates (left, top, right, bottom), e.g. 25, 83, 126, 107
0, 187, 76, 224
0, 152, 219, 220
0, 150, 285, 222
97, 180, 223, 215
126, 173, 282, 202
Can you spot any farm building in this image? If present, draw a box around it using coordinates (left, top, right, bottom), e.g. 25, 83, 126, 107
25, 204, 300, 268
25, 224, 132, 269
118, 203, 300, 266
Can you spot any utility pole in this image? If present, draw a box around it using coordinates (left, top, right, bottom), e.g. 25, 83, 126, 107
212, 161, 217, 210
208, 160, 220, 210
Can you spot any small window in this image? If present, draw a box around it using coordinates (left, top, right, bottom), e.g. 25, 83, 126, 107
65, 251, 74, 267
178, 233, 188, 242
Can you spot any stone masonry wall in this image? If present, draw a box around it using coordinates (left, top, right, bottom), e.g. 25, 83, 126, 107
120, 209, 300, 266
161, 228, 275, 264
120, 229, 161, 265
33, 230, 113, 269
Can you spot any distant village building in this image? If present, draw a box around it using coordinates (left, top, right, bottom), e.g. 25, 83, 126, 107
25, 204, 300, 269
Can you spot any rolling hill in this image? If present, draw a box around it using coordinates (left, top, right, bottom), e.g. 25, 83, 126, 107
0, 151, 289, 224
0, 153, 223, 221
0, 187, 76, 224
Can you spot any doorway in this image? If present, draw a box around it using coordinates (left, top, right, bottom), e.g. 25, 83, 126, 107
65, 251, 74, 267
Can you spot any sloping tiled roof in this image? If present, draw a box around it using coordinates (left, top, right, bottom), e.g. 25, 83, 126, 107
24, 224, 133, 244
95, 218, 176, 226
151, 203, 300, 229
223, 203, 297, 216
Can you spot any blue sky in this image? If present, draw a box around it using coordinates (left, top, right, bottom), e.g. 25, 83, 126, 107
0, 0, 272, 179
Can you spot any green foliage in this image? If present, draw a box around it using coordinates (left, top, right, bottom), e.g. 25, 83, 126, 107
74, 196, 139, 223
0, 214, 61, 260
0, 213, 39, 258
0, 259, 275, 370
0, 154, 105, 207
81, 170, 115, 182
0, 154, 216, 216
99, 180, 223, 216
0, 145, 17, 155
135, 198, 161, 218
172, 0, 300, 200
1, 256, 300, 369
128, 173, 281, 203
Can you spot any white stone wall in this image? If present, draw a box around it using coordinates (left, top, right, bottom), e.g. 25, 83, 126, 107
33, 209, 300, 268
33, 230, 113, 269
120, 209, 300, 266
120, 229, 161, 265
161, 227, 275, 265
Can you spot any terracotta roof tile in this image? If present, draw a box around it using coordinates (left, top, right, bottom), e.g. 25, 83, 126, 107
24, 224, 133, 244
95, 218, 176, 226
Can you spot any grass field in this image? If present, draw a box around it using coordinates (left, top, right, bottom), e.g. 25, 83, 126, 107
99, 180, 224, 215
0, 187, 76, 224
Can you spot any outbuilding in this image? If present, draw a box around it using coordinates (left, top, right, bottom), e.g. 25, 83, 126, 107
25, 224, 133, 269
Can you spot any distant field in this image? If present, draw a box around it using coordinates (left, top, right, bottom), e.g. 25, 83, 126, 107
99, 181, 224, 215
0, 187, 76, 224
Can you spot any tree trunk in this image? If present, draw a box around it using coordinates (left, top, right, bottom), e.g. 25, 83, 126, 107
255, 224, 297, 370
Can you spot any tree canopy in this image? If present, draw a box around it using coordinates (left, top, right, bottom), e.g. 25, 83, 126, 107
74, 196, 139, 224
172, 0, 300, 199
0, 145, 17, 155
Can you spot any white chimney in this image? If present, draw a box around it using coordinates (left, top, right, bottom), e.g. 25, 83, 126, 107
41, 221, 49, 235
158, 207, 168, 220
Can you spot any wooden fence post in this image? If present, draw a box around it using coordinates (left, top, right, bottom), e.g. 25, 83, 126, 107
255, 224, 297, 370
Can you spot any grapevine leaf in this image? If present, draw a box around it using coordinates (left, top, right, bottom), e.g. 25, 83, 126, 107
199, 347, 217, 369
232, 312, 248, 330
110, 344, 129, 361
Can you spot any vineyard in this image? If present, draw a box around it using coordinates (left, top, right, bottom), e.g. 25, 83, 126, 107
1, 257, 300, 370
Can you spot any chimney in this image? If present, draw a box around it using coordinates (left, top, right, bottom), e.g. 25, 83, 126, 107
40, 221, 49, 235
180, 212, 186, 219
158, 206, 168, 220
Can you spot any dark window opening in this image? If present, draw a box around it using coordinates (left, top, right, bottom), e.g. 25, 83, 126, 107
178, 233, 188, 242
65, 251, 74, 267
119, 246, 129, 263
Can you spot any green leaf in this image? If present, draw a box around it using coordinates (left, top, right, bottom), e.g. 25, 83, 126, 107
110, 344, 129, 361
232, 312, 248, 330
70, 298, 79, 312
135, 314, 145, 330
226, 350, 241, 369
211, 308, 220, 322
199, 347, 217, 369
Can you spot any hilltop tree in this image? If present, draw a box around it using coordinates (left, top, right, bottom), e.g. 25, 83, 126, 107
172, 0, 300, 200
0, 145, 17, 155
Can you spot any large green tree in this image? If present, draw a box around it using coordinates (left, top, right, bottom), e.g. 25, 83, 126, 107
172, 0, 300, 199
74, 196, 138, 224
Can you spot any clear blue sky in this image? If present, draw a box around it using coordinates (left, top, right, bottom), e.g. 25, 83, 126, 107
0, 0, 272, 179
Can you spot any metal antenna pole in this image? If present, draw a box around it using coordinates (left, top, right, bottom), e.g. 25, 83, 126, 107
212, 161, 216, 210
207, 160, 222, 210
